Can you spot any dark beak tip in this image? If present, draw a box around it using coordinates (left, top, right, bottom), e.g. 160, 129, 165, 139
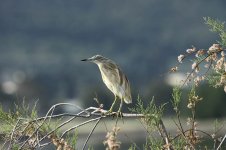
81, 59, 87, 61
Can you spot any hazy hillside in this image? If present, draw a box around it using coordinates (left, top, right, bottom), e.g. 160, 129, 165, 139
0, 0, 226, 115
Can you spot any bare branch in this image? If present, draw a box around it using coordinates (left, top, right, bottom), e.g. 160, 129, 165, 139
217, 133, 226, 150
82, 117, 101, 150
3, 103, 146, 149
8, 118, 21, 149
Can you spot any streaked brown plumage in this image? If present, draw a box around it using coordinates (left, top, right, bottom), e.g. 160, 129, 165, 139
81, 55, 132, 112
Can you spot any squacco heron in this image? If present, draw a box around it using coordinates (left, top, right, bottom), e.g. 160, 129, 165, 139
81, 55, 132, 113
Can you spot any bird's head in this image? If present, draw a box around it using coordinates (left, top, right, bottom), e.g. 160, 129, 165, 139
81, 55, 108, 64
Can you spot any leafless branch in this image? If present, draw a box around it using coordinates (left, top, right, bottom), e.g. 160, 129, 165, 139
82, 117, 101, 150
217, 133, 226, 150
5, 103, 150, 149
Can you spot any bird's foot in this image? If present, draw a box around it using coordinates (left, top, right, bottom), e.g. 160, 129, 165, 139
104, 109, 115, 116
103, 110, 123, 118
116, 111, 123, 118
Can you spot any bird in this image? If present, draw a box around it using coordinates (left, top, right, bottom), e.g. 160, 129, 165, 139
81, 54, 132, 113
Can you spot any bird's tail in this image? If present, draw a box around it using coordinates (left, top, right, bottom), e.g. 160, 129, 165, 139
124, 98, 132, 104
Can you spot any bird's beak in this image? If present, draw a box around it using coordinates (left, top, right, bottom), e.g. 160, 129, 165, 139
81, 57, 93, 61
81, 58, 88, 61
81, 57, 94, 62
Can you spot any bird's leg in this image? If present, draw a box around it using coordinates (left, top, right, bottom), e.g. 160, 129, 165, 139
118, 99, 123, 112
117, 99, 123, 117
108, 95, 117, 114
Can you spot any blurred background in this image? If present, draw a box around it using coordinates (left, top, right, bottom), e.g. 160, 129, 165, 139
1, 0, 226, 118
2, 1, 226, 149
0, 0, 226, 117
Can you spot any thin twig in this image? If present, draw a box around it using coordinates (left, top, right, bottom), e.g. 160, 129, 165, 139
8, 103, 157, 149
19, 104, 56, 149
138, 119, 152, 136
1, 140, 8, 150
172, 119, 194, 149
124, 133, 142, 150
36, 106, 92, 146
181, 54, 210, 87
61, 117, 102, 138
217, 133, 226, 150
82, 117, 101, 150
8, 118, 21, 149
172, 129, 213, 140
157, 119, 173, 150
19, 103, 88, 149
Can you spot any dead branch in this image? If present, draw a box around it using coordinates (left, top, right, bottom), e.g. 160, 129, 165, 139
4, 103, 166, 150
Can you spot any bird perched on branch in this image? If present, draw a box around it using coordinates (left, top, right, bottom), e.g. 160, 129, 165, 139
81, 55, 132, 113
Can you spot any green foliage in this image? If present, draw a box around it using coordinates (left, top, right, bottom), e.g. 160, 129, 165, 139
0, 101, 81, 149
128, 144, 136, 150
66, 129, 78, 149
204, 17, 225, 33
129, 96, 167, 149
145, 137, 164, 150
0, 104, 14, 124
204, 17, 226, 47
11, 144, 20, 150
171, 137, 187, 150
129, 96, 166, 130
0, 100, 41, 149
206, 73, 222, 88
88, 146, 94, 150
171, 86, 182, 112
14, 100, 38, 119
0, 99, 38, 130
188, 86, 203, 108
0, 104, 18, 135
